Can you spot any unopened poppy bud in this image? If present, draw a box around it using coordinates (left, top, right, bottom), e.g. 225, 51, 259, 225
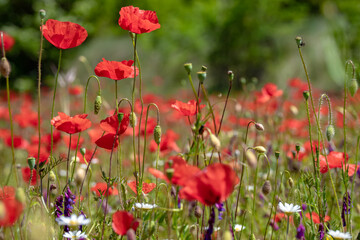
165, 168, 174, 180
80, 147, 86, 156
126, 229, 136, 240
295, 36, 304, 48
288, 177, 294, 188
249, 233, 256, 240
94, 95, 102, 115
228, 70, 234, 82
75, 168, 86, 185
153, 125, 161, 145
0, 202, 5, 219
49, 170, 56, 182
209, 133, 221, 151
27, 157, 36, 170
295, 143, 301, 153
194, 205, 202, 218
223, 230, 232, 240
253, 146, 266, 154
117, 112, 124, 123
246, 150, 257, 168
129, 112, 137, 128
255, 122, 264, 131
201, 65, 207, 72
262, 180, 272, 195
293, 212, 301, 228
197, 71, 206, 84
39, 9, 46, 19
326, 125, 335, 141
303, 91, 309, 101
275, 151, 280, 159
349, 78, 358, 97
184, 63, 192, 74
15, 188, 26, 205
0, 57, 11, 78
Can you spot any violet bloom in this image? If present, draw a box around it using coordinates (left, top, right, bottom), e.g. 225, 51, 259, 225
215, 202, 225, 220
296, 224, 305, 239
55, 195, 63, 218
204, 207, 215, 240
341, 192, 351, 227
318, 223, 324, 240
64, 187, 76, 232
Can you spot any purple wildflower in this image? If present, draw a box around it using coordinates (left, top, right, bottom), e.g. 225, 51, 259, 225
204, 207, 215, 240
296, 224, 305, 239
318, 223, 324, 240
64, 187, 76, 232
341, 192, 351, 227
215, 202, 225, 220
55, 195, 63, 218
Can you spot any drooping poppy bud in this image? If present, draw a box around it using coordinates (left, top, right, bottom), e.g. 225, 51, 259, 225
253, 146, 266, 154
0, 57, 11, 78
294, 212, 301, 228
262, 180, 271, 195
153, 125, 161, 145
303, 91, 309, 101
349, 78, 358, 97
228, 70, 234, 82
129, 112, 137, 128
255, 122, 264, 131
209, 134, 221, 151
39, 9, 46, 19
94, 95, 102, 115
49, 170, 56, 182
326, 125, 335, 142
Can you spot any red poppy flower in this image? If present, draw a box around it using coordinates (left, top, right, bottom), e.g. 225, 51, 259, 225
171, 100, 205, 116
41, 19, 88, 49
21, 167, 37, 186
68, 85, 83, 96
127, 181, 156, 194
0, 186, 15, 200
51, 112, 91, 135
91, 182, 118, 197
112, 210, 139, 236
318, 151, 348, 174
342, 164, 359, 177
255, 83, 283, 104
0, 198, 23, 227
179, 163, 239, 206
95, 113, 130, 150
14, 105, 39, 128
5, 135, 28, 149
95, 58, 138, 81
0, 32, 15, 52
305, 212, 330, 224
118, 6, 160, 34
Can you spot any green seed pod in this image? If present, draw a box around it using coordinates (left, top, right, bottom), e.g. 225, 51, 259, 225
326, 125, 335, 142
117, 112, 124, 123
80, 147, 86, 156
27, 157, 36, 170
228, 70, 234, 82
184, 63, 192, 75
0, 57, 11, 78
295, 36, 304, 48
129, 112, 137, 128
197, 71, 206, 84
15, 188, 26, 205
275, 151, 280, 159
49, 170, 56, 182
349, 78, 358, 97
294, 212, 301, 228
39, 9, 46, 19
94, 95, 102, 115
303, 91, 309, 101
262, 180, 272, 195
201, 65, 207, 72
253, 146, 266, 154
153, 125, 161, 145
295, 143, 301, 153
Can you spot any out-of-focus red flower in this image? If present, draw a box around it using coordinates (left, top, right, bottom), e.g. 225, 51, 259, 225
5, 135, 28, 149
95, 58, 138, 81
0, 31, 15, 51
0, 198, 23, 227
305, 212, 330, 224
68, 85, 83, 96
26, 145, 49, 164
0, 186, 15, 200
179, 163, 239, 206
149, 129, 180, 154
127, 181, 156, 194
318, 151, 348, 174
112, 210, 139, 236
14, 105, 39, 128
42, 19, 87, 49
95, 113, 130, 150
171, 100, 205, 116
118, 6, 160, 34
51, 112, 91, 135
63, 135, 84, 150
21, 167, 37, 186
91, 182, 118, 197
255, 83, 283, 104
342, 164, 359, 177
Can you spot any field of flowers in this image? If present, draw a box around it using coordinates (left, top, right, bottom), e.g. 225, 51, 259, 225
0, 4, 359, 240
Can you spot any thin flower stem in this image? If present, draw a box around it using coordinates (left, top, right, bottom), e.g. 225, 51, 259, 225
349, 136, 360, 235
285, 215, 290, 240
66, 134, 72, 184
250, 153, 261, 235
200, 83, 217, 134
297, 46, 342, 226
37, 18, 44, 175
234, 120, 256, 221
217, 80, 232, 135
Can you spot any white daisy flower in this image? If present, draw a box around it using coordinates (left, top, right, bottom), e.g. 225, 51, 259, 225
134, 203, 157, 210
63, 230, 87, 239
56, 214, 90, 227
234, 224, 245, 232
328, 230, 352, 239
278, 202, 301, 215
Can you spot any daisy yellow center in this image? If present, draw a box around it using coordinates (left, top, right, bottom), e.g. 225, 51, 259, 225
69, 220, 78, 226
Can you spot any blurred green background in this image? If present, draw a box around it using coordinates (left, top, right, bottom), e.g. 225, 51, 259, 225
1, 0, 360, 94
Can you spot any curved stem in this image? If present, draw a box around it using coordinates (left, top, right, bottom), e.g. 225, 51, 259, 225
83, 75, 101, 113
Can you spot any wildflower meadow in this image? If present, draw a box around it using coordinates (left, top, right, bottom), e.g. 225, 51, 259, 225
1, 3, 360, 240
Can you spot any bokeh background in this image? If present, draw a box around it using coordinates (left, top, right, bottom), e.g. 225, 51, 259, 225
1, 0, 360, 94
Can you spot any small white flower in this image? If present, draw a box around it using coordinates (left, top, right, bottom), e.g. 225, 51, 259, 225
278, 202, 301, 215
56, 214, 90, 227
134, 203, 157, 210
63, 230, 87, 239
234, 224, 245, 232
246, 185, 254, 191
328, 230, 352, 239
